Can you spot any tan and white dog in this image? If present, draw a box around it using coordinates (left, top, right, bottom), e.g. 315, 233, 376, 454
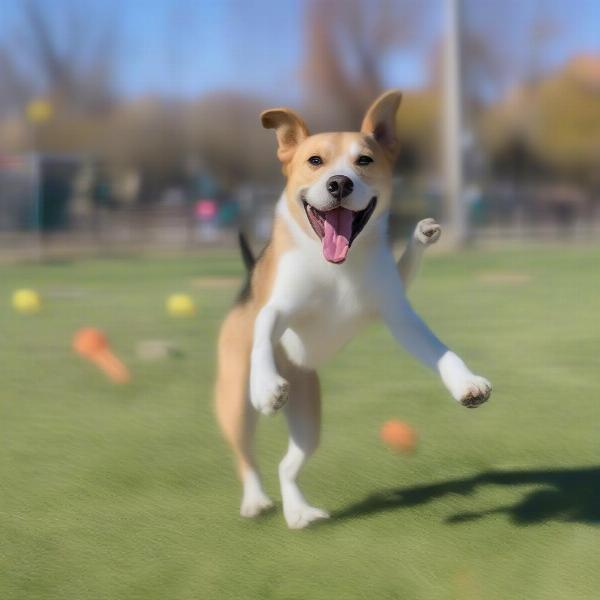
215, 90, 492, 529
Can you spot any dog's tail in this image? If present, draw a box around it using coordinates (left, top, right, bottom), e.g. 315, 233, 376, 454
238, 231, 255, 272
236, 232, 255, 304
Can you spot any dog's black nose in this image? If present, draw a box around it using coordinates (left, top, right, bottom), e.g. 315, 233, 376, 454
326, 175, 353, 200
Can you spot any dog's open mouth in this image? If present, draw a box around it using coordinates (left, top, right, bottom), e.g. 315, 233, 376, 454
303, 197, 377, 264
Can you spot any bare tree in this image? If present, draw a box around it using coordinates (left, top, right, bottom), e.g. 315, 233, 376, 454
0, 0, 117, 116
0, 50, 33, 113
459, 0, 565, 107
302, 0, 429, 129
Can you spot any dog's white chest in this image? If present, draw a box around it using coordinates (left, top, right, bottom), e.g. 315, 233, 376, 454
277, 253, 376, 368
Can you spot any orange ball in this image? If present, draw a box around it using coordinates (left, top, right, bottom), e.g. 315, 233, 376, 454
380, 420, 417, 453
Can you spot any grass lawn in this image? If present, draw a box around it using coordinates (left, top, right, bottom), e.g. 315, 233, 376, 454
1, 245, 599, 600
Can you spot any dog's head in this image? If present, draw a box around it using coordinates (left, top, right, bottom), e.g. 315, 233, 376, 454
262, 90, 402, 264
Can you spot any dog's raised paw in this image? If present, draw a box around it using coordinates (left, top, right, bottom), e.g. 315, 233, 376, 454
460, 391, 489, 408
458, 376, 492, 408
284, 503, 330, 529
415, 218, 441, 245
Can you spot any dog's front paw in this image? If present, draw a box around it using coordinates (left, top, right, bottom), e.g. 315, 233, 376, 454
452, 375, 492, 408
250, 373, 289, 415
415, 218, 441, 245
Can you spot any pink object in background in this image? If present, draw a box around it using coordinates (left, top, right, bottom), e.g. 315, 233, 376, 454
195, 200, 217, 221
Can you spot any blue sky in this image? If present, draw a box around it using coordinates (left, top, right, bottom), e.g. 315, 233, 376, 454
106, 0, 440, 100
464, 0, 600, 83
1, 0, 598, 105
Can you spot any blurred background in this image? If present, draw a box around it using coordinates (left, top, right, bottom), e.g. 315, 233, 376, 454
1, 0, 599, 258
2, 3, 600, 599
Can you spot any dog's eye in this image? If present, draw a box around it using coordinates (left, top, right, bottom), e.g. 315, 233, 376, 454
308, 155, 323, 166
356, 155, 374, 166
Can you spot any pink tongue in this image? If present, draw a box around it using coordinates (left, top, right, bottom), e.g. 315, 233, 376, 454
322, 207, 353, 263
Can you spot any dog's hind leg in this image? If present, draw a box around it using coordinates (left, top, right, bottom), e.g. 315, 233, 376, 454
215, 311, 273, 518
278, 364, 329, 529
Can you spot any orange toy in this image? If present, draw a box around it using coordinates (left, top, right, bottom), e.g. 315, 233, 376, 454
380, 420, 417, 453
73, 328, 130, 384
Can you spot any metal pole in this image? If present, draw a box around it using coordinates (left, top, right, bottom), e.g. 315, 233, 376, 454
442, 0, 466, 246
31, 123, 43, 261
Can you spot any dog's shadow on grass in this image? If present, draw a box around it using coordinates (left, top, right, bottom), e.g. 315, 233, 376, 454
334, 466, 600, 526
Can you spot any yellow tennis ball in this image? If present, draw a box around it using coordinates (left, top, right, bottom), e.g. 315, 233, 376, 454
12, 289, 42, 314
166, 294, 196, 317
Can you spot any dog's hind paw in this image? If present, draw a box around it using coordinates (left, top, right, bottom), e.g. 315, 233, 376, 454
240, 492, 274, 518
284, 503, 330, 529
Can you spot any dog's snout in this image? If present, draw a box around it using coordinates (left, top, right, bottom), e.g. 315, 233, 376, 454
326, 175, 353, 200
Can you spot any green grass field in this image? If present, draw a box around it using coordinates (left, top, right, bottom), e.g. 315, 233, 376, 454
2, 246, 599, 600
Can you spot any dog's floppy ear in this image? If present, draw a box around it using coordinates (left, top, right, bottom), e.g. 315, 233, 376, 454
261, 108, 309, 164
361, 90, 403, 160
